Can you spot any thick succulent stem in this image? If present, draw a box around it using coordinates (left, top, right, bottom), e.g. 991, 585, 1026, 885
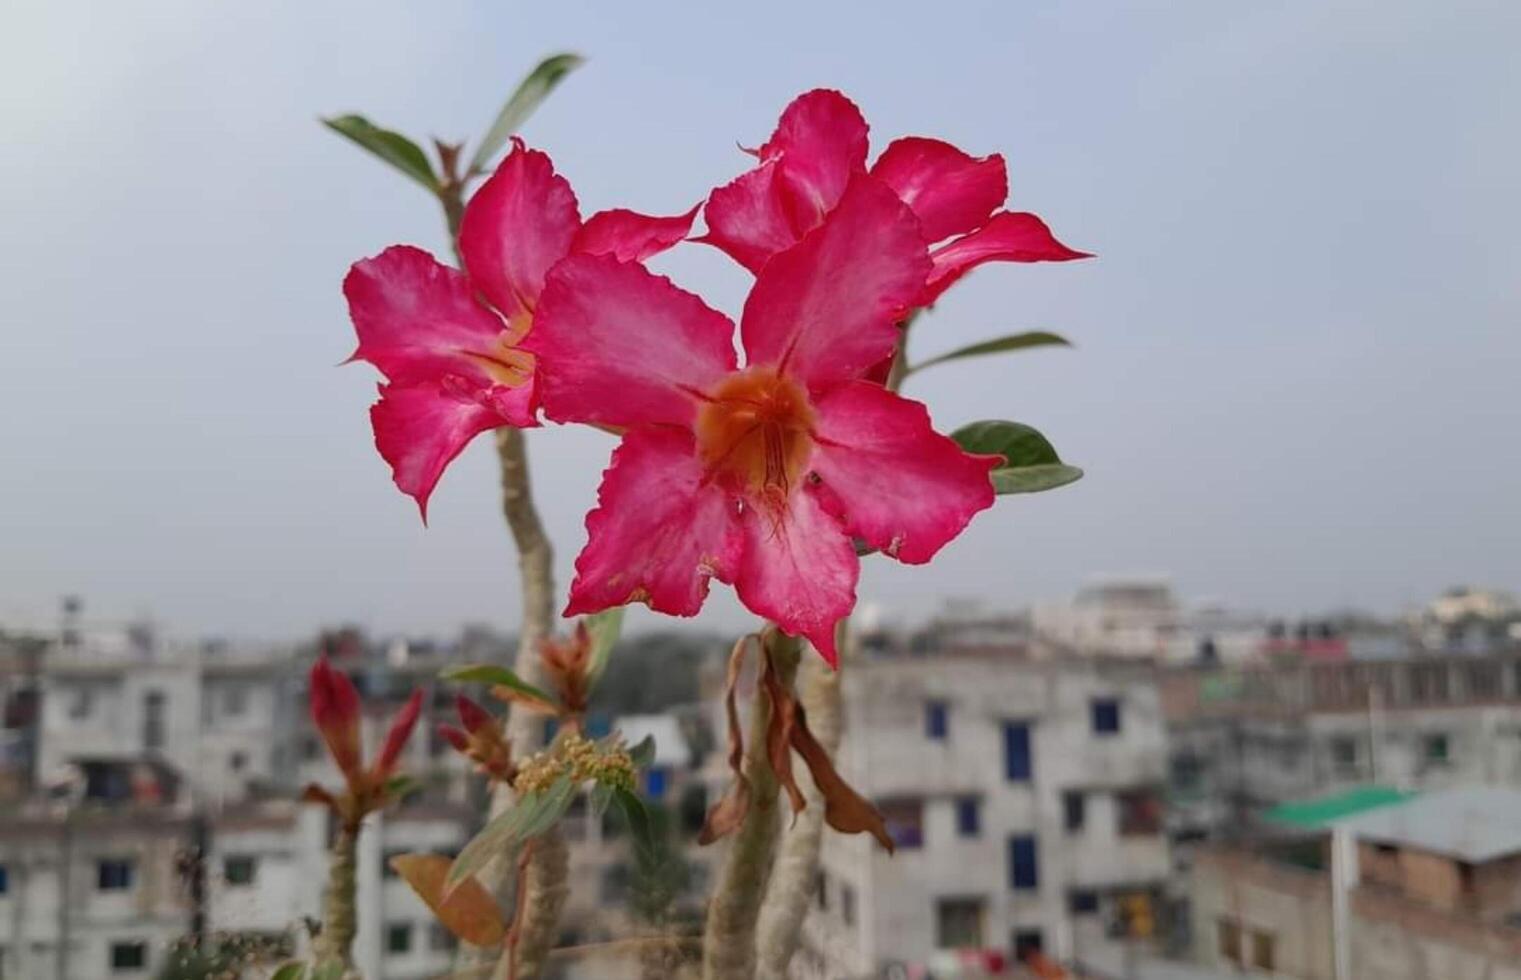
702, 630, 802, 980
313, 822, 360, 973
510, 829, 570, 978
754, 647, 844, 980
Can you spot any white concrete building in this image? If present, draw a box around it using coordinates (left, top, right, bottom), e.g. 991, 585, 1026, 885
800, 652, 1171, 978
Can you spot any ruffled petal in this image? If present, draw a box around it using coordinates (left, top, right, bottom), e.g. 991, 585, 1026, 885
924, 211, 1092, 303
370, 381, 522, 520
344, 245, 510, 387
870, 137, 1008, 243
734, 487, 858, 666
565, 428, 743, 618
699, 161, 799, 274
570, 205, 699, 262
458, 140, 581, 321
810, 381, 996, 564
740, 176, 929, 389
526, 254, 738, 429
759, 89, 870, 236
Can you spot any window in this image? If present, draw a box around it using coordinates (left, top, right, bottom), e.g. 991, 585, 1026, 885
841, 883, 856, 927
925, 701, 948, 740
1424, 733, 1451, 764
429, 922, 456, 953
1091, 698, 1121, 735
1008, 835, 1039, 890
880, 798, 925, 849
1003, 722, 1032, 782
935, 897, 985, 948
142, 692, 166, 752
1013, 929, 1043, 961
300, 735, 321, 761
110, 941, 147, 972
1251, 929, 1276, 971
1063, 791, 1086, 832
0, 863, 8, 894
955, 797, 981, 837
1217, 919, 1242, 964
1329, 735, 1358, 771
1069, 889, 1100, 914
385, 923, 413, 954
98, 859, 135, 891
223, 855, 257, 886
68, 689, 93, 720
1117, 789, 1162, 836
223, 685, 248, 716
230, 751, 248, 773
645, 766, 668, 800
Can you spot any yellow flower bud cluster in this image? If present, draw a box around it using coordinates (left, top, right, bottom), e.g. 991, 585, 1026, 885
512, 732, 636, 795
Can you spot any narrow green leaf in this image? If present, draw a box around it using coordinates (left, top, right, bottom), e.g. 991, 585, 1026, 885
270, 963, 306, 980
951, 420, 1085, 496
613, 787, 654, 856
384, 775, 419, 800
321, 114, 439, 192
447, 775, 576, 890
909, 331, 1071, 375
468, 53, 585, 175
626, 735, 656, 770
589, 782, 615, 818
441, 664, 557, 707
583, 605, 626, 689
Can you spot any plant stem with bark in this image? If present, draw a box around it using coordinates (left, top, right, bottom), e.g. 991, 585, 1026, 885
702, 630, 802, 980
313, 822, 360, 974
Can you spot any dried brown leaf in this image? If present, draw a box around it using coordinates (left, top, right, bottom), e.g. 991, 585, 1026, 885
698, 634, 756, 844
389, 853, 506, 947
790, 703, 894, 853
761, 643, 805, 818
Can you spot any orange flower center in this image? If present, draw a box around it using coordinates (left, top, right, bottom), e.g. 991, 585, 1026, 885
465, 330, 536, 387
695, 368, 816, 504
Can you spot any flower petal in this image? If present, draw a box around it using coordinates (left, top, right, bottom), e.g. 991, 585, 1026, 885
344, 245, 509, 387
734, 488, 858, 666
925, 211, 1092, 303
699, 161, 799, 274
565, 428, 743, 619
740, 176, 929, 389
759, 89, 869, 236
810, 381, 996, 564
870, 137, 1008, 243
526, 254, 738, 428
371, 381, 527, 520
458, 140, 580, 320
570, 205, 699, 262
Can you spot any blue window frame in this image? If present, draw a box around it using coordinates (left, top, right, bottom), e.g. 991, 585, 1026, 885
1092, 698, 1122, 735
925, 701, 948, 739
955, 797, 981, 837
1003, 722, 1032, 782
645, 766, 668, 800
1009, 835, 1039, 890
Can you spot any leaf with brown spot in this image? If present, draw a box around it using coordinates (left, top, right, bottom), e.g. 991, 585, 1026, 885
790, 703, 894, 853
389, 853, 506, 947
698, 635, 756, 845
761, 645, 805, 818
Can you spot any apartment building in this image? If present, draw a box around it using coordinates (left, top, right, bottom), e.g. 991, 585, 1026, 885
800, 652, 1171, 978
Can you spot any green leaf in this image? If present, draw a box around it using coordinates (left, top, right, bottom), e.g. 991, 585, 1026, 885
589, 782, 615, 818
311, 960, 344, 980
321, 114, 439, 193
384, 775, 419, 800
468, 53, 585, 175
909, 331, 1071, 375
447, 774, 576, 891
626, 735, 656, 770
951, 420, 1084, 495
582, 605, 626, 689
441, 663, 558, 708
613, 787, 655, 857
270, 963, 306, 980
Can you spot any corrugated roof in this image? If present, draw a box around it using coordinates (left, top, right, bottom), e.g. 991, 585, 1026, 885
1265, 785, 1415, 828
1337, 785, 1521, 862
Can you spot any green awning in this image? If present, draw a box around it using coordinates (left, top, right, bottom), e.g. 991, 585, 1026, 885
1265, 786, 1415, 829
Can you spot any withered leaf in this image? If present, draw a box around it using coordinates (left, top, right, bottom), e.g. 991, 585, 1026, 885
790, 703, 894, 853
389, 853, 506, 947
698, 634, 756, 844
761, 643, 805, 818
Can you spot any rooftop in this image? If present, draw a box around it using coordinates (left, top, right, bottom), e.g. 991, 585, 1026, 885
1265, 785, 1415, 829
1338, 785, 1521, 862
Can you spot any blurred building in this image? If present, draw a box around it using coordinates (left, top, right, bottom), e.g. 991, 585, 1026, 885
1191, 785, 1521, 980
799, 651, 1171, 977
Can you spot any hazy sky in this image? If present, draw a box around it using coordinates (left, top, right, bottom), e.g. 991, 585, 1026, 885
2, 0, 1518, 640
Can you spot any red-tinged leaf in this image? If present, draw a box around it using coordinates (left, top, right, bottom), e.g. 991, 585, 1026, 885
456, 694, 494, 735
309, 657, 362, 781
790, 703, 893, 852
374, 689, 423, 778
761, 643, 805, 818
438, 724, 470, 753
389, 853, 507, 947
698, 635, 756, 845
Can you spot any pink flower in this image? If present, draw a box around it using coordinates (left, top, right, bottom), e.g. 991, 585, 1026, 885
343, 139, 697, 518
701, 89, 1089, 302
525, 176, 998, 665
